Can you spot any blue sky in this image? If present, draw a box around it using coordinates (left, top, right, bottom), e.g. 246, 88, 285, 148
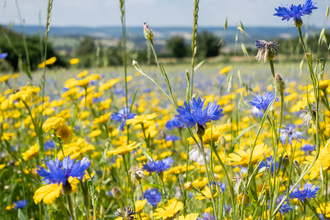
0, 0, 328, 27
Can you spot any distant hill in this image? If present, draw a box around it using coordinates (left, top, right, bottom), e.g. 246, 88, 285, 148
6, 25, 322, 43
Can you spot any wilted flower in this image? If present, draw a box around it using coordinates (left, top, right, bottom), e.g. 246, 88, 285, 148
189, 145, 210, 165
128, 165, 146, 183
300, 104, 317, 126
115, 206, 135, 220
255, 40, 278, 62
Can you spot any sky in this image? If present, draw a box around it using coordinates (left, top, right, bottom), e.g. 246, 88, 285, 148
0, 0, 328, 28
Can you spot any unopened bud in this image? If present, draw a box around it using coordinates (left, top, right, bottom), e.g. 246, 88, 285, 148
132, 60, 138, 67
184, 182, 192, 191
282, 155, 289, 170
305, 53, 311, 59
111, 186, 122, 199
220, 136, 226, 148
196, 124, 205, 137
100, 206, 105, 217
275, 73, 285, 93
294, 19, 303, 28
143, 22, 154, 41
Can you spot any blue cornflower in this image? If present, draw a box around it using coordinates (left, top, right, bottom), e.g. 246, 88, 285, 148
142, 157, 174, 173
111, 107, 136, 131
301, 144, 315, 153
165, 135, 180, 142
0, 53, 8, 59
212, 181, 225, 192
144, 188, 162, 207
13, 200, 28, 209
268, 196, 292, 215
250, 92, 278, 111
280, 124, 304, 145
115, 206, 135, 220
289, 183, 319, 202
36, 156, 91, 185
175, 97, 224, 130
44, 140, 55, 151
197, 212, 216, 220
274, 0, 317, 21
165, 117, 184, 130
259, 156, 279, 174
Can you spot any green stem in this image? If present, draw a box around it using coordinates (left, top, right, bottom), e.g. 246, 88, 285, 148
66, 194, 75, 220
269, 60, 275, 78
59, 197, 70, 220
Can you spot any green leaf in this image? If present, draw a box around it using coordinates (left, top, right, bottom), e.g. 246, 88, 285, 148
18, 209, 27, 220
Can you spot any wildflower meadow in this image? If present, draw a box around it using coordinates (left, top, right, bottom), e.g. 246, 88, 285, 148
1, 0, 330, 219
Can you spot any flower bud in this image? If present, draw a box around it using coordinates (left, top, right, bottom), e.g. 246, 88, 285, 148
196, 124, 205, 137
111, 186, 122, 199
132, 60, 138, 67
184, 182, 192, 191
100, 206, 105, 217
294, 19, 303, 28
143, 22, 154, 41
282, 155, 289, 170
220, 136, 226, 149
275, 73, 285, 93
294, 161, 301, 173
305, 53, 311, 60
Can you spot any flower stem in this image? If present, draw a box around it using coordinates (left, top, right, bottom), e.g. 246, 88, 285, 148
66, 194, 75, 220
59, 197, 70, 220
269, 60, 275, 78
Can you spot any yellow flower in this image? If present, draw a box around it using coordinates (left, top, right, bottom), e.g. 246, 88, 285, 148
106, 142, 139, 156
126, 113, 157, 125
227, 143, 266, 167
70, 58, 80, 65
175, 213, 199, 220
68, 177, 79, 193
195, 187, 218, 200
56, 125, 73, 144
38, 57, 57, 68
33, 183, 62, 205
42, 117, 65, 132
99, 78, 121, 91
22, 143, 39, 161
219, 66, 231, 74
77, 70, 88, 78
57, 138, 95, 160
151, 199, 183, 219
192, 177, 208, 188
135, 199, 147, 213
202, 124, 229, 145
6, 204, 15, 210
93, 112, 111, 124
0, 74, 11, 82
89, 129, 102, 138
0, 164, 5, 170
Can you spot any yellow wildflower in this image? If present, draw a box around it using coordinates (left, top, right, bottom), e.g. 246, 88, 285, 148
227, 143, 266, 167
22, 143, 39, 161
219, 66, 231, 74
106, 142, 139, 156
151, 199, 183, 219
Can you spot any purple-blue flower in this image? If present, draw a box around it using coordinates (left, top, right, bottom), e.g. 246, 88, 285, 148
144, 188, 162, 207
280, 124, 304, 145
111, 107, 136, 131
13, 200, 28, 209
165, 117, 184, 130
165, 135, 180, 142
44, 140, 55, 151
289, 183, 319, 202
301, 144, 315, 153
36, 156, 91, 185
259, 156, 279, 174
274, 0, 317, 21
197, 212, 216, 220
175, 97, 224, 129
142, 157, 174, 173
0, 53, 8, 59
250, 92, 278, 112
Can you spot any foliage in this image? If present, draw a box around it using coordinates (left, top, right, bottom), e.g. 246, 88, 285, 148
167, 36, 187, 58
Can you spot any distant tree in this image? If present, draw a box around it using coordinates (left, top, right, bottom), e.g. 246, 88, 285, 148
197, 31, 221, 58
167, 36, 187, 58
76, 37, 96, 56
0, 25, 66, 71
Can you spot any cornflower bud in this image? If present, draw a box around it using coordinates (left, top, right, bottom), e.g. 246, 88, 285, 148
282, 155, 289, 170
143, 22, 154, 41
111, 186, 122, 199
275, 73, 285, 93
294, 19, 303, 28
